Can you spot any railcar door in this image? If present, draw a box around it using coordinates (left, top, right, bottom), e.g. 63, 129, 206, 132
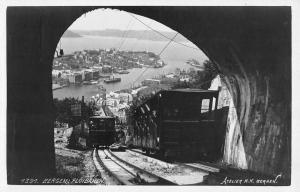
160, 91, 218, 160
88, 117, 105, 146
105, 118, 116, 146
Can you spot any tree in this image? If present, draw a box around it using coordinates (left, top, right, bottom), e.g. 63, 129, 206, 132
198, 59, 220, 89
203, 59, 219, 80
53, 97, 94, 127
186, 59, 220, 90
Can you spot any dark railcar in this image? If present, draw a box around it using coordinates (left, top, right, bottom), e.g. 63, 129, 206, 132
132, 89, 219, 161
87, 116, 115, 147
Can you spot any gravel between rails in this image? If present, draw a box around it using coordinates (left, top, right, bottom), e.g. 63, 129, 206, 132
112, 150, 209, 185
54, 129, 104, 185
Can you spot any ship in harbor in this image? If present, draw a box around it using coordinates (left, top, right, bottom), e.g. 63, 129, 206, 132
99, 74, 111, 78
117, 70, 130, 74
104, 76, 121, 83
83, 80, 98, 85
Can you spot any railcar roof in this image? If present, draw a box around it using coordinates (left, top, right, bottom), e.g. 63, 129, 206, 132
134, 88, 219, 109
89, 116, 115, 119
166, 88, 219, 93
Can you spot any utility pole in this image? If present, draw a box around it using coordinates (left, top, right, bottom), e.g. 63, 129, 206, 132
81, 96, 85, 134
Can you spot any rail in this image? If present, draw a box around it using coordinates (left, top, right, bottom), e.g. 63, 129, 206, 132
95, 148, 177, 185
128, 148, 220, 174
107, 149, 177, 185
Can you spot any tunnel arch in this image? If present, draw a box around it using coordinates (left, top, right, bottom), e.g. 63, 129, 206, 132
7, 6, 291, 183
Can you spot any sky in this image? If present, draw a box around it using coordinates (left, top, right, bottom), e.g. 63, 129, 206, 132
68, 8, 174, 32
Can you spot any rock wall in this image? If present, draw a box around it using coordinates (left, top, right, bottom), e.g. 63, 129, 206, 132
209, 69, 290, 178
222, 73, 291, 178
193, 7, 291, 178
208, 47, 290, 179
210, 76, 248, 169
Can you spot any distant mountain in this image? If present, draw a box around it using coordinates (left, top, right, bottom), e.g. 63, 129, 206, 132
72, 29, 190, 42
62, 30, 81, 38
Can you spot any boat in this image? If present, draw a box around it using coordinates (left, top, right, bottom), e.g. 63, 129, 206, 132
83, 80, 99, 85
83, 81, 92, 85
104, 76, 121, 83
52, 84, 67, 90
52, 84, 63, 90
91, 80, 98, 84
99, 74, 111, 78
117, 70, 130, 74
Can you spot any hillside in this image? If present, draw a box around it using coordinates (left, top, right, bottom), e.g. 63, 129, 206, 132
62, 30, 81, 38
73, 29, 190, 42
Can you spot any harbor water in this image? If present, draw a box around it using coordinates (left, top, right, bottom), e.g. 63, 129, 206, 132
53, 35, 208, 99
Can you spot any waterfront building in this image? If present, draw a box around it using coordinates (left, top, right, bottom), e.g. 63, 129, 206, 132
52, 70, 61, 77
92, 70, 100, 80
83, 71, 93, 81
69, 73, 82, 84
60, 70, 72, 80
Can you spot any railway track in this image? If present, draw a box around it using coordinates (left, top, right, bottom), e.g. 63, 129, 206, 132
93, 148, 177, 185
126, 148, 225, 184
112, 149, 209, 185
128, 148, 220, 173
95, 148, 288, 186
126, 148, 272, 185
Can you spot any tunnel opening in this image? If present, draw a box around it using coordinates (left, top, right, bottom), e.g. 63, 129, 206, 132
51, 8, 231, 174
7, 6, 291, 184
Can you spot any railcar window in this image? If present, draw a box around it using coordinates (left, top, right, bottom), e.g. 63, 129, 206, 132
212, 97, 217, 109
201, 99, 210, 113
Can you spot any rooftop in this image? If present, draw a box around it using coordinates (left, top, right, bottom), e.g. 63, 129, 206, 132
169, 88, 219, 93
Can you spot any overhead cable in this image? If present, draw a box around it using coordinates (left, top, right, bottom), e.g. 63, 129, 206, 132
129, 13, 199, 51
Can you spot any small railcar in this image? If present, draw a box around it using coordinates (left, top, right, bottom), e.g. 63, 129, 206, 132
132, 89, 219, 161
87, 116, 115, 147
